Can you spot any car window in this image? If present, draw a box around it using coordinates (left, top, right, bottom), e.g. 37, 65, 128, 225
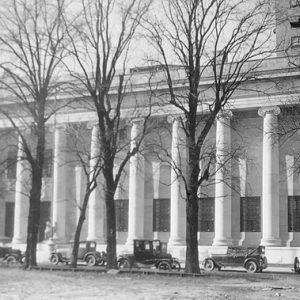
236, 248, 247, 257
145, 242, 151, 250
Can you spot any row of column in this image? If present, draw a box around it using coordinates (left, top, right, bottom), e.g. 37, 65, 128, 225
167, 106, 282, 247
11, 106, 282, 247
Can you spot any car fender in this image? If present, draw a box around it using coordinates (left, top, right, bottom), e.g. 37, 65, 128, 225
50, 252, 64, 262
3, 253, 20, 262
203, 257, 218, 266
83, 252, 97, 261
243, 257, 258, 268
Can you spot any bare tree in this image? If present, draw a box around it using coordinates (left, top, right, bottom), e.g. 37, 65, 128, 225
0, 0, 69, 268
64, 0, 152, 269
61, 123, 102, 268
145, 0, 274, 273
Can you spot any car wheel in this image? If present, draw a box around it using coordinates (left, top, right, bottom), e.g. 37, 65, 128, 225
203, 259, 215, 271
98, 259, 105, 266
245, 260, 258, 273
6, 255, 17, 265
171, 260, 181, 271
157, 261, 171, 271
118, 258, 130, 269
86, 255, 96, 267
50, 254, 59, 265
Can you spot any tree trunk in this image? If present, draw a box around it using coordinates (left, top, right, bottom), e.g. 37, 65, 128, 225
185, 139, 200, 273
103, 164, 117, 269
24, 167, 42, 268
71, 188, 93, 268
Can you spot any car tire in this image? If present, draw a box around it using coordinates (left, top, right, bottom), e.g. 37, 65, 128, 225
86, 255, 96, 267
50, 254, 60, 265
157, 261, 171, 271
171, 260, 181, 271
98, 259, 105, 266
118, 258, 131, 269
245, 260, 258, 273
203, 259, 215, 271
6, 255, 17, 265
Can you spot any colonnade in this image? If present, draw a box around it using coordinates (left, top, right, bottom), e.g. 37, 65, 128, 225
11, 106, 282, 247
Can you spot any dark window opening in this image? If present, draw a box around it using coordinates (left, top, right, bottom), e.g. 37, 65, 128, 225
43, 149, 53, 178
153, 198, 170, 232
240, 196, 261, 232
5, 202, 15, 237
115, 199, 128, 232
288, 196, 300, 232
198, 197, 215, 232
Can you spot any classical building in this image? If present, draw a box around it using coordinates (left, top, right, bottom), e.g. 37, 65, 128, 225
1, 0, 300, 263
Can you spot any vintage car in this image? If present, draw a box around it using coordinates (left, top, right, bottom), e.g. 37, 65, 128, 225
203, 246, 268, 273
117, 239, 181, 271
0, 246, 24, 265
49, 241, 106, 266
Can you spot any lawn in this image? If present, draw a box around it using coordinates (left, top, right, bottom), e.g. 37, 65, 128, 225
0, 266, 299, 299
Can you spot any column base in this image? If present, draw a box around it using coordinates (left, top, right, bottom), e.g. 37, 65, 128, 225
212, 238, 233, 246
260, 238, 281, 246
86, 236, 106, 244
12, 237, 26, 245
168, 237, 186, 247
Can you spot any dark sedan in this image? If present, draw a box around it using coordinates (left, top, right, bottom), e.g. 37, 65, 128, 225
203, 246, 268, 273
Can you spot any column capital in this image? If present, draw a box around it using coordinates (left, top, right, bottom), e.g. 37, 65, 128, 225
258, 106, 281, 117
130, 117, 144, 126
87, 121, 98, 130
167, 115, 186, 124
217, 110, 233, 121
49, 123, 67, 133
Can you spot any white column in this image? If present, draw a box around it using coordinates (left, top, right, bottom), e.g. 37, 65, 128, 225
213, 111, 233, 246
258, 106, 281, 246
12, 135, 30, 244
52, 125, 67, 241
168, 116, 186, 246
126, 118, 145, 246
87, 123, 106, 243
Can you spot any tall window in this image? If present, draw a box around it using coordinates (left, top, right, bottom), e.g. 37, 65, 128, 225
288, 196, 300, 232
291, 0, 300, 7
240, 197, 261, 232
6, 149, 17, 179
153, 198, 170, 232
43, 149, 53, 178
198, 197, 214, 232
115, 199, 128, 232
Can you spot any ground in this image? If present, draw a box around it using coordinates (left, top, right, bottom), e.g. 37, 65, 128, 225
0, 266, 300, 300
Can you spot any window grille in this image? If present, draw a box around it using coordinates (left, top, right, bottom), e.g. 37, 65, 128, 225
43, 149, 53, 178
240, 197, 261, 232
115, 199, 128, 232
198, 197, 215, 232
288, 196, 300, 232
153, 198, 170, 232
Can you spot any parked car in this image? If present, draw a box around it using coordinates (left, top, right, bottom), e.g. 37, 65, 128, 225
202, 246, 268, 273
49, 241, 106, 266
117, 239, 181, 271
0, 246, 24, 265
